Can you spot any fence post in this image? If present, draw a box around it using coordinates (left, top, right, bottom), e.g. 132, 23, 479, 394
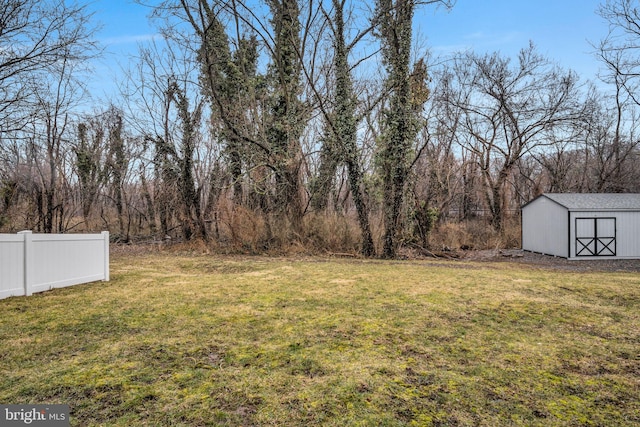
18, 230, 33, 296
102, 231, 110, 282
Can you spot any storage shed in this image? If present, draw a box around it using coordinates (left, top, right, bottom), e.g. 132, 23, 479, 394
521, 193, 640, 260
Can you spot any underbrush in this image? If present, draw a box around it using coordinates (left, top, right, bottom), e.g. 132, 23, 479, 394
430, 216, 521, 251
2, 196, 522, 256
117, 213, 522, 257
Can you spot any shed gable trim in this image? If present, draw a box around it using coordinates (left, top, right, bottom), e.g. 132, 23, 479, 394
521, 194, 569, 211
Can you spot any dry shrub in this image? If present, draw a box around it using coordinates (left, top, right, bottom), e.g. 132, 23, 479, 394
302, 212, 361, 254
215, 202, 267, 252
430, 221, 473, 250
501, 216, 522, 248
210, 203, 364, 255
261, 214, 302, 254
430, 216, 522, 251
162, 239, 211, 254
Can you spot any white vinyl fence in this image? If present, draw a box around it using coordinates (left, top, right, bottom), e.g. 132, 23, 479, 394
0, 231, 109, 300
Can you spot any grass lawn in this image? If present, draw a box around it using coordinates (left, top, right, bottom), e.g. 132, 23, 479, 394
0, 254, 638, 426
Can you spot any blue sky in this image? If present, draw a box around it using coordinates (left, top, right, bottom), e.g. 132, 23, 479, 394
415, 0, 606, 79
88, 0, 610, 99
87, 0, 156, 100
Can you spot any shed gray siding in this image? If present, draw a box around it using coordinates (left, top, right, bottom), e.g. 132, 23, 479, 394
568, 210, 640, 259
522, 196, 568, 257
522, 193, 640, 260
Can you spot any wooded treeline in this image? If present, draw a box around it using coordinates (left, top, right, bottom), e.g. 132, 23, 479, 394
1, 0, 639, 257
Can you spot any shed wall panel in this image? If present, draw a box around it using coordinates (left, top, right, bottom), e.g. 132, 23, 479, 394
522, 197, 568, 257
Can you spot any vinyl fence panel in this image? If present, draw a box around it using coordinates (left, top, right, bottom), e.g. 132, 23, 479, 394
0, 231, 109, 300
0, 234, 26, 299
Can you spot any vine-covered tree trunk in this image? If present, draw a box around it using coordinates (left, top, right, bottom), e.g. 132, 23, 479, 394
75, 122, 105, 226
376, 0, 416, 258
191, 0, 261, 208
309, 132, 339, 211
170, 82, 206, 240
333, 0, 375, 256
267, 0, 305, 231
108, 110, 128, 241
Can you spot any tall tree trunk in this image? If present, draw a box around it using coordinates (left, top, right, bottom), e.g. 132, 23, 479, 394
140, 165, 157, 235
309, 135, 339, 211
109, 113, 127, 241
376, 0, 416, 258
44, 118, 57, 233
228, 138, 244, 204
333, 0, 375, 256
267, 0, 305, 232
171, 82, 205, 241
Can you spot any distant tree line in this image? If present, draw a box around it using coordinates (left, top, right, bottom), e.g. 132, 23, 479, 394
1, 0, 639, 257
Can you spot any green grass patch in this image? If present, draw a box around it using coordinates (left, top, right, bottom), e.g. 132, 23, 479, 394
1, 255, 638, 426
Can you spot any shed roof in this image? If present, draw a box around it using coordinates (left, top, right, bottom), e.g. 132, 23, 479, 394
530, 193, 640, 210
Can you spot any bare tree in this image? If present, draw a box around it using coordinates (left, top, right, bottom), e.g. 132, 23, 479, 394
594, 3, 640, 192
0, 0, 97, 133
596, 0, 640, 106
121, 37, 214, 241
414, 65, 465, 220
445, 45, 583, 231
0, 0, 97, 233
581, 91, 640, 192
594, 0, 640, 193
23, 51, 87, 233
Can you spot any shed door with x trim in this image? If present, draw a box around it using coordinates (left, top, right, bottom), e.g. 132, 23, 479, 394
575, 217, 616, 257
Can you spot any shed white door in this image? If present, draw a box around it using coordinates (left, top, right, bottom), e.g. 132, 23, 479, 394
575, 217, 616, 256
